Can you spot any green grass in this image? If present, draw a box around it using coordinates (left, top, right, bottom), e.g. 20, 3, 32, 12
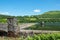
0, 19, 7, 23
0, 33, 60, 40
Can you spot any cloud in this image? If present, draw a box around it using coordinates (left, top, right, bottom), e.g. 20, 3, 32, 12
33, 9, 41, 12
0, 12, 10, 15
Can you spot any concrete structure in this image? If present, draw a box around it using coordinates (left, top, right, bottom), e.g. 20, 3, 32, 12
7, 17, 19, 37
0, 18, 19, 37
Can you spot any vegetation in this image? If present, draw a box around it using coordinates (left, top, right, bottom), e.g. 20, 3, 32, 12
0, 14, 15, 23
17, 11, 60, 22
0, 33, 60, 40
21, 33, 60, 40
0, 11, 60, 23
40, 11, 60, 18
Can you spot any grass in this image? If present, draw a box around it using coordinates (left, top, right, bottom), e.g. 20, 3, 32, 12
0, 33, 60, 40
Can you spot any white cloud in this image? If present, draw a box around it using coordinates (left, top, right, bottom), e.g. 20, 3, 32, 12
0, 12, 10, 15
33, 9, 41, 12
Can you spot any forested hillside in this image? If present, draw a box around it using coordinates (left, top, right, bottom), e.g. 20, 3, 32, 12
39, 11, 60, 18
0, 11, 60, 23
17, 11, 60, 22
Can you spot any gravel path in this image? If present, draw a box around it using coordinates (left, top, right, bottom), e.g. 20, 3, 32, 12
19, 23, 36, 30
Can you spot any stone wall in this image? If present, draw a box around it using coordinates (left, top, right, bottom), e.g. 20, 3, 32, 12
0, 23, 8, 32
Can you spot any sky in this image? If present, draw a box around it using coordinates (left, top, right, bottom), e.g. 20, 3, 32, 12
0, 0, 60, 16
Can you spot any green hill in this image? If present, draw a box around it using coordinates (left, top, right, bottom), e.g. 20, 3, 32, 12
0, 11, 60, 23
39, 11, 60, 18
35, 11, 60, 22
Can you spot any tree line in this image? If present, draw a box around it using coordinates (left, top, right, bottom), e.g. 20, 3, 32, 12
0, 11, 60, 23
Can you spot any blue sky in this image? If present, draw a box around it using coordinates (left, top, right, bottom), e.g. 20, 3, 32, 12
0, 0, 60, 16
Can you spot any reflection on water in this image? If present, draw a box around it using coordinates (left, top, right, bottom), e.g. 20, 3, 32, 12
45, 22, 60, 26
24, 22, 60, 30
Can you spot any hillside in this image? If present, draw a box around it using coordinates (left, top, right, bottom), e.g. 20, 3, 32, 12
0, 11, 60, 23
39, 11, 60, 18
